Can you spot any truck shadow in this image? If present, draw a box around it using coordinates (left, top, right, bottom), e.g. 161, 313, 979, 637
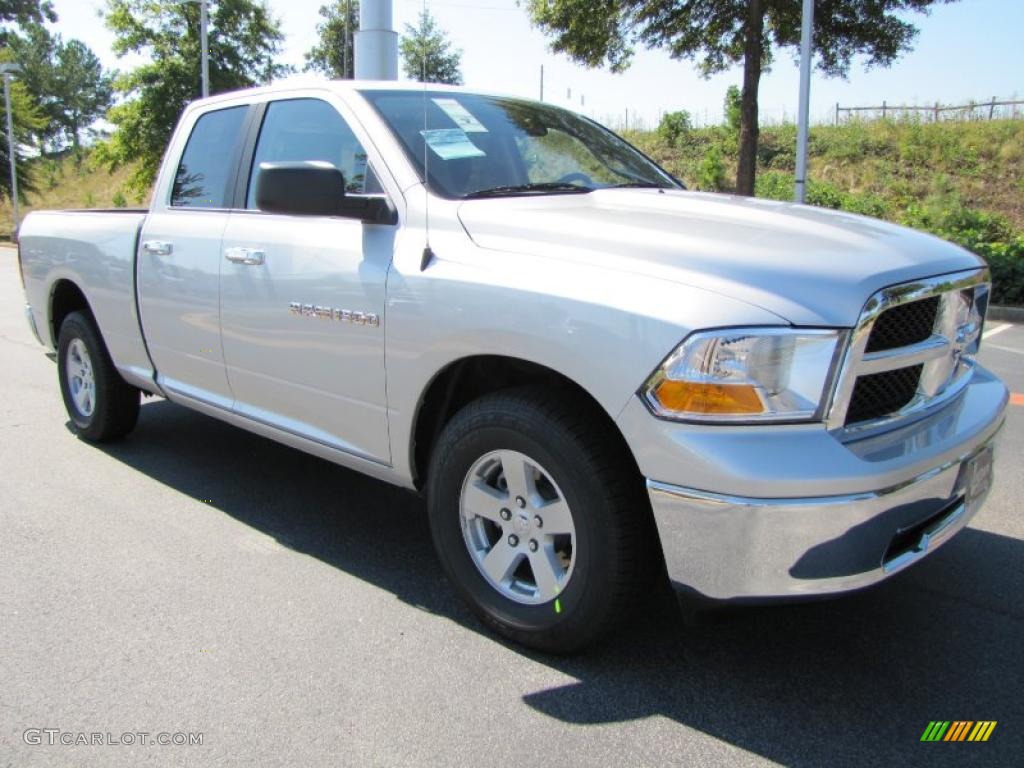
94, 399, 1023, 768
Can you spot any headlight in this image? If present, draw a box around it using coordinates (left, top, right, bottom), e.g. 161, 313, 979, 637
642, 328, 844, 423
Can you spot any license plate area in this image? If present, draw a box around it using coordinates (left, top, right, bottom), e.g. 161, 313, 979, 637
964, 445, 994, 511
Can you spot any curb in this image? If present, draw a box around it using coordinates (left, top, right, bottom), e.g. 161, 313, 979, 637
989, 305, 1024, 323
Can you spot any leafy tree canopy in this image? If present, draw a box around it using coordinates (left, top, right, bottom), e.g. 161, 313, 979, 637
0, 47, 47, 201
400, 9, 463, 85
0, 0, 54, 40
97, 0, 286, 194
527, 0, 955, 195
9, 26, 113, 151
305, 1, 359, 79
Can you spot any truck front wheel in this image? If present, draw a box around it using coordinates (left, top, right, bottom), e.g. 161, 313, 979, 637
427, 387, 650, 653
57, 311, 139, 442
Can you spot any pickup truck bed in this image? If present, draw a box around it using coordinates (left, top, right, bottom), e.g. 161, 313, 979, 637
21, 210, 155, 391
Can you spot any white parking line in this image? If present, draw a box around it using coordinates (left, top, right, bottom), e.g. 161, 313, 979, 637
986, 344, 1023, 356
983, 323, 1013, 340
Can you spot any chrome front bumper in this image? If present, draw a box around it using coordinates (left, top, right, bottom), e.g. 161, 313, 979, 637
640, 369, 1007, 601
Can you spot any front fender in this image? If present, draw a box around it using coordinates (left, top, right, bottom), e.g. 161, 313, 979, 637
384, 238, 786, 483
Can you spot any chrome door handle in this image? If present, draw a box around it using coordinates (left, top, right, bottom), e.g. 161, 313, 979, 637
142, 240, 173, 256
224, 247, 265, 266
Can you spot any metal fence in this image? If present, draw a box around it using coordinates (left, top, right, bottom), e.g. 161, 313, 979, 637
835, 97, 1024, 124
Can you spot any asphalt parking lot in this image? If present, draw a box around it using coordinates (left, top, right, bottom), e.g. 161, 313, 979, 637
1, 249, 1021, 767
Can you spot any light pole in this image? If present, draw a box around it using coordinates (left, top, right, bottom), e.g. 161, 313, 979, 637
794, 0, 814, 203
1, 62, 21, 238
200, 0, 209, 97
355, 0, 397, 80
343, 0, 351, 79
173, 0, 210, 97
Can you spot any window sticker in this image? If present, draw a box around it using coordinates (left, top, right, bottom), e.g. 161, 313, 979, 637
420, 128, 486, 160
432, 98, 488, 133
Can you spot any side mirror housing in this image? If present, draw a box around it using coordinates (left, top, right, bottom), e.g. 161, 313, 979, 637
254, 161, 396, 224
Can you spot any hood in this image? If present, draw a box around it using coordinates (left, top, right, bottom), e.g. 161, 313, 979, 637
457, 189, 983, 326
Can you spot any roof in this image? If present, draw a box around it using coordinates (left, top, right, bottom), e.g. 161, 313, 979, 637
185, 77, 539, 111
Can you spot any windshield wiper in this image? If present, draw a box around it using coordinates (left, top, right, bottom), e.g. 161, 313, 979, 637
606, 181, 669, 189
463, 182, 594, 199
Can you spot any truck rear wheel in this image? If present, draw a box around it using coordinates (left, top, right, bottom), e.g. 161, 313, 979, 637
57, 311, 139, 442
426, 387, 650, 653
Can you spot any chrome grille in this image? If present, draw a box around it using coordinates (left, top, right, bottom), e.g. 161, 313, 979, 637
864, 295, 940, 352
829, 269, 990, 433
845, 364, 923, 424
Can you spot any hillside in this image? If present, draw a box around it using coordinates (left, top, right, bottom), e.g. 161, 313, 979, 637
626, 118, 1024, 231
0, 152, 144, 240
627, 118, 1024, 304
3, 119, 1022, 303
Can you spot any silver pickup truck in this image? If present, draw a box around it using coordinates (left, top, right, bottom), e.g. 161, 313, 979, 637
18, 82, 1007, 652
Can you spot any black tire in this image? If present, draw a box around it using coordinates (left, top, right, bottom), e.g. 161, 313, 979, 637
57, 311, 139, 442
426, 386, 652, 653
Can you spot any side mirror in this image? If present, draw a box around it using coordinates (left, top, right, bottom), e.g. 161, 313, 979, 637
255, 161, 396, 224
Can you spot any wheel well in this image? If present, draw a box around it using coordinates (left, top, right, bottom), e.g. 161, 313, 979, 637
411, 355, 637, 489
50, 280, 91, 347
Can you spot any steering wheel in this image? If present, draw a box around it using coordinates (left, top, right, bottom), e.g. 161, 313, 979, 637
556, 172, 594, 186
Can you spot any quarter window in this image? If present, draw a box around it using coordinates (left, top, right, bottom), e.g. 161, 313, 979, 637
171, 106, 248, 208
247, 98, 380, 210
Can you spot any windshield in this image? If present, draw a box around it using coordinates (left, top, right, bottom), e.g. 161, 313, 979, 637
360, 89, 681, 199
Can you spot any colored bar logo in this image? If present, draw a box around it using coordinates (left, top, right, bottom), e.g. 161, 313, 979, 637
921, 721, 997, 742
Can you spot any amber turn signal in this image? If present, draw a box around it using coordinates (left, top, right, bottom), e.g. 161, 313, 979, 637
652, 380, 764, 415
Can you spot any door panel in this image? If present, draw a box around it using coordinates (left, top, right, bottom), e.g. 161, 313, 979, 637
138, 210, 233, 406
218, 98, 393, 463
137, 105, 248, 408
219, 214, 392, 461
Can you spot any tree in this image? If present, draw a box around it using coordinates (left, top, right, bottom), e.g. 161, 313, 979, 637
0, 0, 54, 41
0, 49, 46, 202
52, 40, 114, 150
527, 0, 955, 195
305, 1, 359, 79
10, 26, 113, 151
400, 9, 463, 85
657, 110, 691, 147
97, 0, 286, 195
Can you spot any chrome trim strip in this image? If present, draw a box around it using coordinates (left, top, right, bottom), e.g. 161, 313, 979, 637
881, 500, 966, 574
857, 334, 950, 375
826, 268, 989, 433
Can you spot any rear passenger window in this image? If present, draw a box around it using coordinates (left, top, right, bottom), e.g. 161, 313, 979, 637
247, 98, 380, 209
171, 106, 247, 208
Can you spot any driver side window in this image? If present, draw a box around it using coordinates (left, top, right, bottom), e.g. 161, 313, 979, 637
246, 98, 381, 209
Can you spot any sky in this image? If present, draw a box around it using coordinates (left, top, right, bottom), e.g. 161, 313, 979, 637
48, 0, 1024, 129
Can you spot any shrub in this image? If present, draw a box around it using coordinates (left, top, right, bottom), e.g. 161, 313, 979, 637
657, 110, 692, 148
724, 85, 741, 134
900, 195, 1022, 304
754, 170, 792, 201
112, 189, 127, 208
978, 237, 1024, 306
698, 146, 727, 191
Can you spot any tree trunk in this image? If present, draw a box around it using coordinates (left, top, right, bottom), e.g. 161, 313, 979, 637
736, 0, 764, 196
